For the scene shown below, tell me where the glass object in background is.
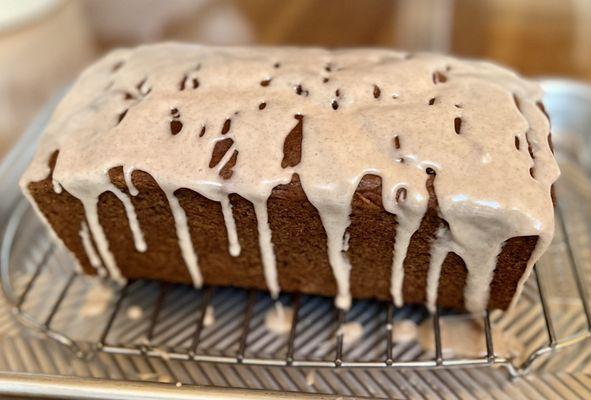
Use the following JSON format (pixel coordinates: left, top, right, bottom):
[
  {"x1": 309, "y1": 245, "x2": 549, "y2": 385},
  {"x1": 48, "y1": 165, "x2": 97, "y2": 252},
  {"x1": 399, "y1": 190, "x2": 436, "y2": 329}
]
[
  {"x1": 0, "y1": 0, "x2": 96, "y2": 158},
  {"x1": 84, "y1": 0, "x2": 255, "y2": 48},
  {"x1": 451, "y1": 0, "x2": 591, "y2": 79}
]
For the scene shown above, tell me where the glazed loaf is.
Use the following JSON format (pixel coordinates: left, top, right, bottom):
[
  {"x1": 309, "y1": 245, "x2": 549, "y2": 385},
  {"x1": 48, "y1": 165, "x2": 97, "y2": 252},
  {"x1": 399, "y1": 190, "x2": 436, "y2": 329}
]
[{"x1": 21, "y1": 44, "x2": 559, "y2": 312}]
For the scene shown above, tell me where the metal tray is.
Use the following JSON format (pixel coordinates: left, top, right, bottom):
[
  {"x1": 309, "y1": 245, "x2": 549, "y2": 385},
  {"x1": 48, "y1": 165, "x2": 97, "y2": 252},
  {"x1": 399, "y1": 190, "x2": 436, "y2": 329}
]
[{"x1": 0, "y1": 80, "x2": 591, "y2": 399}]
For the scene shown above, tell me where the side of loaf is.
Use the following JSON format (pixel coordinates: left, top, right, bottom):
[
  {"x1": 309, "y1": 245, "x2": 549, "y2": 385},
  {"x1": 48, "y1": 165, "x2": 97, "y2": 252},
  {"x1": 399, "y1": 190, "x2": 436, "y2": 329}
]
[{"x1": 21, "y1": 44, "x2": 560, "y2": 312}]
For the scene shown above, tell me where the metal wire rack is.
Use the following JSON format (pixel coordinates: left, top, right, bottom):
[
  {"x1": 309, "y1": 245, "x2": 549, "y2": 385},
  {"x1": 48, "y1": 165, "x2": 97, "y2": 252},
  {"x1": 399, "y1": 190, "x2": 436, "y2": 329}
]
[{"x1": 1, "y1": 198, "x2": 590, "y2": 379}]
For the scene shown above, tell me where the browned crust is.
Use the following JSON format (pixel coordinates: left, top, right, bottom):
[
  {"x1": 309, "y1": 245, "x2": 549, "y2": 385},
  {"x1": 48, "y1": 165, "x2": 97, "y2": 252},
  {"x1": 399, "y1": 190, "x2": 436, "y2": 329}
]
[{"x1": 27, "y1": 149, "x2": 541, "y2": 311}]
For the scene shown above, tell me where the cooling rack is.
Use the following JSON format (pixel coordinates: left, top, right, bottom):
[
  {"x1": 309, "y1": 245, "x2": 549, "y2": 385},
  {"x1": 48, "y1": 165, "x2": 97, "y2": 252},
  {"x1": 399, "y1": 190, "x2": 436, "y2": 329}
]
[
  {"x1": 2, "y1": 193, "x2": 590, "y2": 381},
  {"x1": 1, "y1": 79, "x2": 591, "y2": 399}
]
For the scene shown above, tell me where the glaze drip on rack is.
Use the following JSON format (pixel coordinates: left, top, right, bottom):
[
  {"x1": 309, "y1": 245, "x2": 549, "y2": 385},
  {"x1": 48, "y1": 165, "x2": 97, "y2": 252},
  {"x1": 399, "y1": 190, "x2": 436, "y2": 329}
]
[{"x1": 20, "y1": 44, "x2": 559, "y2": 312}]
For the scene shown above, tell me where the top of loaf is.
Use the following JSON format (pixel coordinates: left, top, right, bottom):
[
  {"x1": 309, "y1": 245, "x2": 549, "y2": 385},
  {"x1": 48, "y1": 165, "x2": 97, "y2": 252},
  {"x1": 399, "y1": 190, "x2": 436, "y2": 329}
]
[{"x1": 21, "y1": 43, "x2": 560, "y2": 311}]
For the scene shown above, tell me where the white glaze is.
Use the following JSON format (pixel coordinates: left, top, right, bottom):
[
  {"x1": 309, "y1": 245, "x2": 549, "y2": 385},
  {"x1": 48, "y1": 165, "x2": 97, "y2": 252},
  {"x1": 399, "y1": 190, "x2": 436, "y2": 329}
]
[
  {"x1": 309, "y1": 197, "x2": 353, "y2": 309},
  {"x1": 305, "y1": 370, "x2": 316, "y2": 387},
  {"x1": 203, "y1": 305, "x2": 216, "y2": 327},
  {"x1": 82, "y1": 197, "x2": 124, "y2": 283},
  {"x1": 52, "y1": 179, "x2": 62, "y2": 194},
  {"x1": 165, "y1": 189, "x2": 202, "y2": 287},
  {"x1": 20, "y1": 44, "x2": 560, "y2": 312},
  {"x1": 391, "y1": 319, "x2": 419, "y2": 343},
  {"x1": 123, "y1": 166, "x2": 139, "y2": 196},
  {"x1": 126, "y1": 305, "x2": 143, "y2": 320},
  {"x1": 336, "y1": 321, "x2": 364, "y2": 345},
  {"x1": 426, "y1": 227, "x2": 451, "y2": 312},
  {"x1": 342, "y1": 232, "x2": 350, "y2": 252},
  {"x1": 108, "y1": 183, "x2": 147, "y2": 252},
  {"x1": 79, "y1": 221, "x2": 104, "y2": 274},
  {"x1": 391, "y1": 212, "x2": 423, "y2": 307},
  {"x1": 418, "y1": 315, "x2": 523, "y2": 359},
  {"x1": 221, "y1": 195, "x2": 241, "y2": 257},
  {"x1": 79, "y1": 282, "x2": 113, "y2": 316},
  {"x1": 264, "y1": 302, "x2": 293, "y2": 334},
  {"x1": 254, "y1": 201, "x2": 280, "y2": 298}
]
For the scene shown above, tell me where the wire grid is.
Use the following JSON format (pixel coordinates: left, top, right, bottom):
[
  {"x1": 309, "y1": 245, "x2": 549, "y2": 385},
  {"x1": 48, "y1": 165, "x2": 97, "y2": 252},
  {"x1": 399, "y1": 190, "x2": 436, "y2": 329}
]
[{"x1": 1, "y1": 199, "x2": 590, "y2": 379}]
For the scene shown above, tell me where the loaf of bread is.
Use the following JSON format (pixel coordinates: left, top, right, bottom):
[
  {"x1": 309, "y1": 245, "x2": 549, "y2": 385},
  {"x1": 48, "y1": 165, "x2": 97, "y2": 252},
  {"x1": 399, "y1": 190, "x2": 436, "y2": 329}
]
[{"x1": 21, "y1": 44, "x2": 559, "y2": 312}]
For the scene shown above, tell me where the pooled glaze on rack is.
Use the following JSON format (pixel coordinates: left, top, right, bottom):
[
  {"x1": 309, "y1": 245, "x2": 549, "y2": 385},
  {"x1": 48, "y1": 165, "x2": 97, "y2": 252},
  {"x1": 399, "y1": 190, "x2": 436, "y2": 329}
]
[
  {"x1": 337, "y1": 321, "x2": 364, "y2": 345},
  {"x1": 21, "y1": 43, "x2": 559, "y2": 312},
  {"x1": 264, "y1": 303, "x2": 293, "y2": 334},
  {"x1": 417, "y1": 315, "x2": 524, "y2": 359}
]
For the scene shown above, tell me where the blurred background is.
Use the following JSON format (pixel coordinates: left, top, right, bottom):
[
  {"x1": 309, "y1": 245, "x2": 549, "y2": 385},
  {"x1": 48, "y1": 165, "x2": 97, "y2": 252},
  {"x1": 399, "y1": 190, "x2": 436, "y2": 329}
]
[{"x1": 1, "y1": 0, "x2": 590, "y2": 159}]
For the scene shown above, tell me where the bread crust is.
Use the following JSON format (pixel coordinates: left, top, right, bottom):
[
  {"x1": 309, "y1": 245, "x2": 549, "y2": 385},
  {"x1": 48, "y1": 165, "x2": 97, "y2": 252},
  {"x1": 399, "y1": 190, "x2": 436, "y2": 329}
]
[{"x1": 28, "y1": 151, "x2": 538, "y2": 310}]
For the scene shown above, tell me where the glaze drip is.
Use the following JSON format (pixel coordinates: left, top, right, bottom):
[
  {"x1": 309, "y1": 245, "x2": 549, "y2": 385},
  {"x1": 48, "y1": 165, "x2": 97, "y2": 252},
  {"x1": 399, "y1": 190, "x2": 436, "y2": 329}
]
[
  {"x1": 108, "y1": 183, "x2": 146, "y2": 252},
  {"x1": 221, "y1": 195, "x2": 241, "y2": 257},
  {"x1": 426, "y1": 227, "x2": 452, "y2": 312},
  {"x1": 81, "y1": 197, "x2": 124, "y2": 283},
  {"x1": 165, "y1": 189, "x2": 202, "y2": 287},
  {"x1": 21, "y1": 44, "x2": 560, "y2": 312},
  {"x1": 79, "y1": 221, "x2": 104, "y2": 275},
  {"x1": 123, "y1": 166, "x2": 139, "y2": 196},
  {"x1": 254, "y1": 200, "x2": 280, "y2": 298}
]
